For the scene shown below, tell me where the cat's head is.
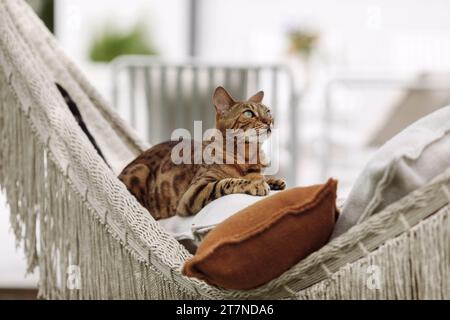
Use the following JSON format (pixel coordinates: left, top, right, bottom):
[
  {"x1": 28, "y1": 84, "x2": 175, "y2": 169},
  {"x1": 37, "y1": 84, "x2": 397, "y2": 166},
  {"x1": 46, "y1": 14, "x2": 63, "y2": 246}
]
[{"x1": 212, "y1": 86, "x2": 273, "y2": 142}]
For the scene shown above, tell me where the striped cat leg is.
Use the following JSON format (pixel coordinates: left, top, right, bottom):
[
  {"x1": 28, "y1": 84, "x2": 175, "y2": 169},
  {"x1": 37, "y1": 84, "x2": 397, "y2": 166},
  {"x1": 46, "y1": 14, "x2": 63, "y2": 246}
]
[{"x1": 176, "y1": 178, "x2": 270, "y2": 216}]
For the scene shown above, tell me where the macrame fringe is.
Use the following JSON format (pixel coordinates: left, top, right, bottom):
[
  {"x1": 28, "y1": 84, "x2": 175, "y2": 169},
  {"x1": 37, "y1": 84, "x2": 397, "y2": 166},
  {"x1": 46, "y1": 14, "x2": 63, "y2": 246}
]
[
  {"x1": 294, "y1": 204, "x2": 449, "y2": 300},
  {"x1": 0, "y1": 72, "x2": 195, "y2": 300}
]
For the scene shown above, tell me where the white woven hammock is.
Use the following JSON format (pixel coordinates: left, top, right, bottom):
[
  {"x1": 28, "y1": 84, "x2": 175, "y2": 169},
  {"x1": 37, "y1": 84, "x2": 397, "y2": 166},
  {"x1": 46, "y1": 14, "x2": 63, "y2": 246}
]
[{"x1": 0, "y1": 0, "x2": 449, "y2": 300}]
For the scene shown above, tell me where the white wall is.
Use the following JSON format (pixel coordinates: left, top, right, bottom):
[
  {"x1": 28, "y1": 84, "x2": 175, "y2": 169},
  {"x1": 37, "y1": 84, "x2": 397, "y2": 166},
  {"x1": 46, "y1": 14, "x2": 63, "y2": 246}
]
[{"x1": 197, "y1": 0, "x2": 450, "y2": 73}]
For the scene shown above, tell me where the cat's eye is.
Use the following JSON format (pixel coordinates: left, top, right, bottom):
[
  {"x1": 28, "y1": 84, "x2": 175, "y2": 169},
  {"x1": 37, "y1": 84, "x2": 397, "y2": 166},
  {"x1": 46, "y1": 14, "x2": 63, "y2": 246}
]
[{"x1": 243, "y1": 110, "x2": 255, "y2": 118}]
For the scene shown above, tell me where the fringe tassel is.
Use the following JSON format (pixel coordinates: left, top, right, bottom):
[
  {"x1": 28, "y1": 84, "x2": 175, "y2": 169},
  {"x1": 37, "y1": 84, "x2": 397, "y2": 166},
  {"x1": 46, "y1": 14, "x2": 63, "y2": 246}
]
[
  {"x1": 0, "y1": 71, "x2": 196, "y2": 300},
  {"x1": 295, "y1": 205, "x2": 449, "y2": 300}
]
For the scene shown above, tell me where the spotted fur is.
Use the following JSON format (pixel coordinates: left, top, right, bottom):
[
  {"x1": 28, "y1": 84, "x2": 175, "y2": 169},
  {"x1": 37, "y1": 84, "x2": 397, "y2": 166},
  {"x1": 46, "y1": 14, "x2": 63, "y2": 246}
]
[{"x1": 119, "y1": 87, "x2": 286, "y2": 219}]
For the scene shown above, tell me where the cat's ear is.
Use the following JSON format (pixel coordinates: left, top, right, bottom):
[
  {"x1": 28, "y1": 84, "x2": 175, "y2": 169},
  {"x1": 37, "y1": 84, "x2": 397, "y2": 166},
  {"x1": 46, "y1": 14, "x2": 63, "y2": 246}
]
[
  {"x1": 213, "y1": 86, "x2": 235, "y2": 115},
  {"x1": 248, "y1": 90, "x2": 264, "y2": 103}
]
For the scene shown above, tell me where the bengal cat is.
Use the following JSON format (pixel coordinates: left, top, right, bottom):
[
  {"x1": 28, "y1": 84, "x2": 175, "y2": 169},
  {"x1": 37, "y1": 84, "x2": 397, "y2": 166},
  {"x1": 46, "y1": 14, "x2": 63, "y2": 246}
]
[{"x1": 119, "y1": 86, "x2": 286, "y2": 219}]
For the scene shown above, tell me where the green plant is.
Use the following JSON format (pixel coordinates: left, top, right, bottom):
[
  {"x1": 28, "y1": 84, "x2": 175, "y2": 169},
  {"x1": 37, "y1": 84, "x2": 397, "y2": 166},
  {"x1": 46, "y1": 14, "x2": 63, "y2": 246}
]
[
  {"x1": 287, "y1": 28, "x2": 319, "y2": 58},
  {"x1": 88, "y1": 22, "x2": 157, "y2": 63}
]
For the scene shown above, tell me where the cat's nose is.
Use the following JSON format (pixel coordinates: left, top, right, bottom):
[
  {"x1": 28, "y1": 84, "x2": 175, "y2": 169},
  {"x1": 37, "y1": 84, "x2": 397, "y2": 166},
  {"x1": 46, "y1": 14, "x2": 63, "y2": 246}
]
[{"x1": 262, "y1": 118, "x2": 272, "y2": 126}]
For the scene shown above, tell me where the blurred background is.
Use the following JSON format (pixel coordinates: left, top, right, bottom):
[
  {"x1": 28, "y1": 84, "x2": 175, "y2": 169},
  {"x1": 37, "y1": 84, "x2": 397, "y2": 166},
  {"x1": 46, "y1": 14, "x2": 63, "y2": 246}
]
[{"x1": 2, "y1": 0, "x2": 450, "y2": 297}]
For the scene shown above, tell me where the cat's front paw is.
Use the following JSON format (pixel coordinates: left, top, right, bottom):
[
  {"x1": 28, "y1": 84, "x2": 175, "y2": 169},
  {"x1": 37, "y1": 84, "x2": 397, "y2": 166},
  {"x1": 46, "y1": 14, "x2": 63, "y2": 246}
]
[
  {"x1": 266, "y1": 178, "x2": 286, "y2": 190},
  {"x1": 245, "y1": 180, "x2": 270, "y2": 196}
]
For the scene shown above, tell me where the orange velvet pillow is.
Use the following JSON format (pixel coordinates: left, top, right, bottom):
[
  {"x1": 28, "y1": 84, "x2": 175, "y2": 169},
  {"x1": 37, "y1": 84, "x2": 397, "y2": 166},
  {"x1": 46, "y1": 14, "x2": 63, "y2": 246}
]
[{"x1": 182, "y1": 179, "x2": 339, "y2": 290}]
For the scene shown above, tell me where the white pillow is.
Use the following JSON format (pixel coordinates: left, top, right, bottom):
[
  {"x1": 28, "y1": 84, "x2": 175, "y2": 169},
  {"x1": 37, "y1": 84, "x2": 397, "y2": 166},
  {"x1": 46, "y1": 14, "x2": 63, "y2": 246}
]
[
  {"x1": 332, "y1": 105, "x2": 450, "y2": 238},
  {"x1": 157, "y1": 215, "x2": 195, "y2": 240},
  {"x1": 158, "y1": 191, "x2": 279, "y2": 244},
  {"x1": 191, "y1": 191, "x2": 280, "y2": 241}
]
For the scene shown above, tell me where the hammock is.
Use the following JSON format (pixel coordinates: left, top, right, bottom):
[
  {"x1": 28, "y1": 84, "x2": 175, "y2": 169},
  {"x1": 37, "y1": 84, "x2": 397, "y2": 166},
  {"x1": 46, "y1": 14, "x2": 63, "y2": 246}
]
[{"x1": 0, "y1": 0, "x2": 448, "y2": 300}]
